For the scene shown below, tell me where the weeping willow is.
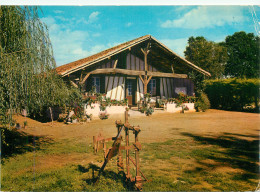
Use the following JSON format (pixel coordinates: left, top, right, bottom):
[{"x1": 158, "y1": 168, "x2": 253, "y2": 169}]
[{"x1": 0, "y1": 6, "x2": 75, "y2": 126}]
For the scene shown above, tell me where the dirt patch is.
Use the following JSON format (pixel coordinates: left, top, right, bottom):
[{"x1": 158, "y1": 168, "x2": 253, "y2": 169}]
[
  {"x1": 12, "y1": 109, "x2": 259, "y2": 146},
  {"x1": 200, "y1": 159, "x2": 243, "y2": 173}
]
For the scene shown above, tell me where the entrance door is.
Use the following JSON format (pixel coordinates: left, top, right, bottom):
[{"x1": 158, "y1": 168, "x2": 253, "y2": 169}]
[{"x1": 126, "y1": 78, "x2": 136, "y2": 106}]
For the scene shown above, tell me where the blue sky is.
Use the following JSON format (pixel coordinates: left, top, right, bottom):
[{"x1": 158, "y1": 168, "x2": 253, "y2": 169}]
[{"x1": 39, "y1": 6, "x2": 260, "y2": 66}]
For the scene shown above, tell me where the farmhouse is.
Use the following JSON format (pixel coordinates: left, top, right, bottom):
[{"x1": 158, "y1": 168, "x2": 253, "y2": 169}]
[{"x1": 56, "y1": 35, "x2": 210, "y2": 106}]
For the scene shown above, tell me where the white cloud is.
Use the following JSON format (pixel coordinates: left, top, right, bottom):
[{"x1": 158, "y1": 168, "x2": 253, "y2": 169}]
[
  {"x1": 161, "y1": 6, "x2": 247, "y2": 29},
  {"x1": 89, "y1": 11, "x2": 100, "y2": 23},
  {"x1": 92, "y1": 33, "x2": 101, "y2": 37},
  {"x1": 55, "y1": 15, "x2": 70, "y2": 22},
  {"x1": 77, "y1": 11, "x2": 100, "y2": 25},
  {"x1": 160, "y1": 38, "x2": 188, "y2": 57},
  {"x1": 125, "y1": 22, "x2": 133, "y2": 27},
  {"x1": 41, "y1": 16, "x2": 91, "y2": 65},
  {"x1": 54, "y1": 10, "x2": 64, "y2": 14},
  {"x1": 41, "y1": 17, "x2": 56, "y2": 26},
  {"x1": 41, "y1": 15, "x2": 115, "y2": 66}
]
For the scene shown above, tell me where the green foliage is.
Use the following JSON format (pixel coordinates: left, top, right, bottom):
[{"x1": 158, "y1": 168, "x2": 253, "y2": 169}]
[
  {"x1": 99, "y1": 112, "x2": 109, "y2": 120},
  {"x1": 185, "y1": 36, "x2": 228, "y2": 79},
  {"x1": 145, "y1": 107, "x2": 154, "y2": 116},
  {"x1": 0, "y1": 6, "x2": 83, "y2": 149},
  {"x1": 0, "y1": 6, "x2": 79, "y2": 124},
  {"x1": 194, "y1": 92, "x2": 210, "y2": 112},
  {"x1": 204, "y1": 78, "x2": 259, "y2": 111},
  {"x1": 99, "y1": 103, "x2": 107, "y2": 111},
  {"x1": 188, "y1": 71, "x2": 206, "y2": 94},
  {"x1": 139, "y1": 93, "x2": 154, "y2": 116},
  {"x1": 224, "y1": 31, "x2": 259, "y2": 78},
  {"x1": 168, "y1": 93, "x2": 197, "y2": 107}
]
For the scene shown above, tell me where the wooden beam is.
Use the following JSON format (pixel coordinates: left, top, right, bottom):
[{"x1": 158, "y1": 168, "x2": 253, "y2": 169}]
[
  {"x1": 80, "y1": 73, "x2": 91, "y2": 85},
  {"x1": 91, "y1": 68, "x2": 141, "y2": 76},
  {"x1": 147, "y1": 75, "x2": 153, "y2": 84},
  {"x1": 141, "y1": 48, "x2": 145, "y2": 55},
  {"x1": 141, "y1": 48, "x2": 150, "y2": 56},
  {"x1": 147, "y1": 71, "x2": 187, "y2": 78},
  {"x1": 88, "y1": 68, "x2": 187, "y2": 78},
  {"x1": 139, "y1": 75, "x2": 144, "y2": 84},
  {"x1": 171, "y1": 64, "x2": 174, "y2": 74},
  {"x1": 70, "y1": 80, "x2": 78, "y2": 88},
  {"x1": 80, "y1": 72, "x2": 83, "y2": 82},
  {"x1": 113, "y1": 59, "x2": 118, "y2": 69}
]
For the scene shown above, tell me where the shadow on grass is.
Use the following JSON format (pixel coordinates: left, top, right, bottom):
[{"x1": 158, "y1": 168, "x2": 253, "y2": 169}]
[
  {"x1": 78, "y1": 164, "x2": 135, "y2": 191},
  {"x1": 1, "y1": 127, "x2": 53, "y2": 159},
  {"x1": 181, "y1": 132, "x2": 259, "y2": 179}
]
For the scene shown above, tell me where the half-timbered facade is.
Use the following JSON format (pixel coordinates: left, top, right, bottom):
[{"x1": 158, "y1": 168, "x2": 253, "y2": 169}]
[{"x1": 56, "y1": 35, "x2": 210, "y2": 106}]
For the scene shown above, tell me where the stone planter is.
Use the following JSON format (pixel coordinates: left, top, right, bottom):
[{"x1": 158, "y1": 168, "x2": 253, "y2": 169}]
[
  {"x1": 72, "y1": 119, "x2": 77, "y2": 123},
  {"x1": 84, "y1": 103, "x2": 127, "y2": 117}
]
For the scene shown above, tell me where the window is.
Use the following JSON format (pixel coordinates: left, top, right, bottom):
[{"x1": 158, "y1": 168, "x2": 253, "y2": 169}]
[
  {"x1": 148, "y1": 79, "x2": 156, "y2": 96},
  {"x1": 92, "y1": 77, "x2": 100, "y2": 93},
  {"x1": 127, "y1": 81, "x2": 132, "y2": 96}
]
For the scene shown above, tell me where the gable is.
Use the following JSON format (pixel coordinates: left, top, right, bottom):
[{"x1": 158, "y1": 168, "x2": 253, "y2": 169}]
[{"x1": 56, "y1": 35, "x2": 211, "y2": 77}]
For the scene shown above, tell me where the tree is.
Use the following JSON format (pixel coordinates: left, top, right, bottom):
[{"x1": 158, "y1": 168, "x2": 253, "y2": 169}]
[
  {"x1": 224, "y1": 31, "x2": 259, "y2": 78},
  {"x1": 184, "y1": 36, "x2": 228, "y2": 94},
  {"x1": 184, "y1": 36, "x2": 228, "y2": 79},
  {"x1": 0, "y1": 6, "x2": 77, "y2": 126}
]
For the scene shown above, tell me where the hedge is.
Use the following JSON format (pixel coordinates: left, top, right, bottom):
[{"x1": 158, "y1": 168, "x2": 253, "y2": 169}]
[{"x1": 204, "y1": 78, "x2": 260, "y2": 111}]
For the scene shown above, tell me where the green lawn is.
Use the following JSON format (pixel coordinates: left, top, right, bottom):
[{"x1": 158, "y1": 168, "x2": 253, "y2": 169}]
[{"x1": 1, "y1": 110, "x2": 259, "y2": 191}]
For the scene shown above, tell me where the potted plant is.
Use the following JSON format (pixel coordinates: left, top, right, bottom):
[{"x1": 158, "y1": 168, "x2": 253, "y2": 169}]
[
  {"x1": 71, "y1": 114, "x2": 78, "y2": 123},
  {"x1": 86, "y1": 113, "x2": 92, "y2": 122},
  {"x1": 99, "y1": 103, "x2": 107, "y2": 111},
  {"x1": 145, "y1": 107, "x2": 154, "y2": 116},
  {"x1": 99, "y1": 111, "x2": 109, "y2": 120},
  {"x1": 181, "y1": 105, "x2": 189, "y2": 113}
]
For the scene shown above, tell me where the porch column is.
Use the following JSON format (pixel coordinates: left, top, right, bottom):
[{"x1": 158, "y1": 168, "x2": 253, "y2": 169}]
[{"x1": 141, "y1": 45, "x2": 150, "y2": 94}]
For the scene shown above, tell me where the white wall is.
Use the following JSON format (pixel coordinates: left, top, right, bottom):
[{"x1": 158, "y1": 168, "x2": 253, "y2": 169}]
[
  {"x1": 105, "y1": 76, "x2": 125, "y2": 100},
  {"x1": 137, "y1": 77, "x2": 144, "y2": 102},
  {"x1": 93, "y1": 54, "x2": 194, "y2": 101},
  {"x1": 84, "y1": 103, "x2": 127, "y2": 117}
]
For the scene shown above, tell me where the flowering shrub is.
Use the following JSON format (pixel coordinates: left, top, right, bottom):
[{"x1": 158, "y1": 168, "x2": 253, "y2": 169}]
[
  {"x1": 71, "y1": 114, "x2": 77, "y2": 120},
  {"x1": 167, "y1": 93, "x2": 197, "y2": 107},
  {"x1": 84, "y1": 94, "x2": 128, "y2": 110},
  {"x1": 139, "y1": 93, "x2": 154, "y2": 116}
]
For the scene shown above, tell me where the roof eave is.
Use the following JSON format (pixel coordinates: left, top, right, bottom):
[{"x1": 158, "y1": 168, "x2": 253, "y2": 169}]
[
  {"x1": 59, "y1": 35, "x2": 151, "y2": 77},
  {"x1": 57, "y1": 34, "x2": 211, "y2": 77},
  {"x1": 150, "y1": 36, "x2": 211, "y2": 77}
]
